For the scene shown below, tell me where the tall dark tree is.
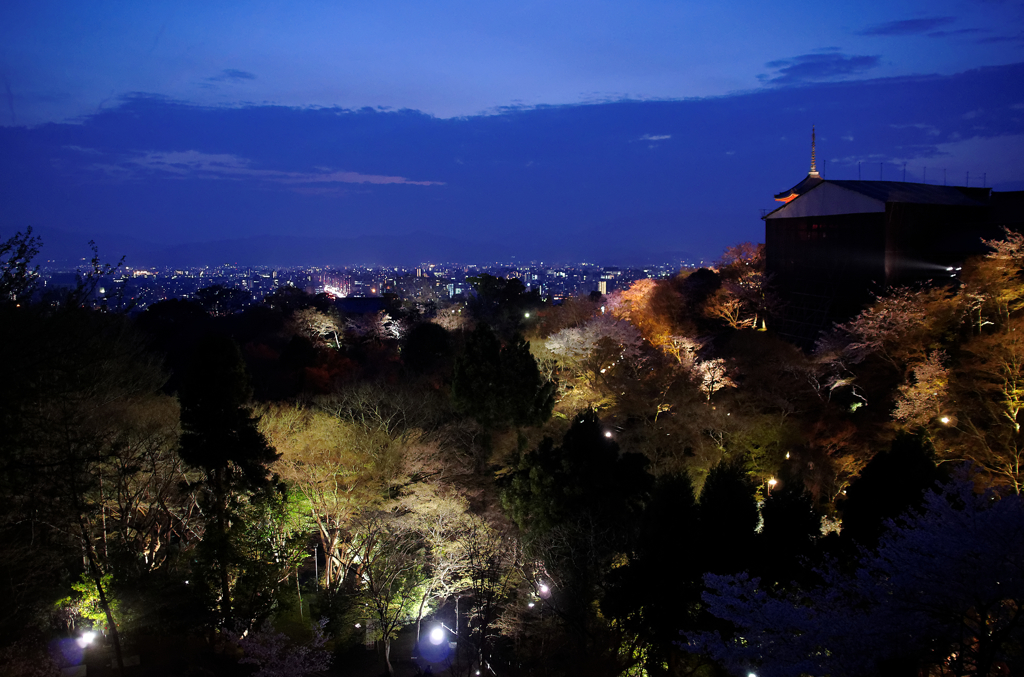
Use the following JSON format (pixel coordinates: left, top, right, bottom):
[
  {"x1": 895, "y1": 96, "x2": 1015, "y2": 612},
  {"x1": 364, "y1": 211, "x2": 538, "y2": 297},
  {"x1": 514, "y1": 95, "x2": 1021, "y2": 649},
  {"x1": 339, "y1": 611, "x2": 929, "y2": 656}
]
[
  {"x1": 466, "y1": 274, "x2": 542, "y2": 338},
  {"x1": 840, "y1": 430, "x2": 941, "y2": 549},
  {"x1": 756, "y1": 473, "x2": 821, "y2": 587},
  {"x1": 698, "y1": 462, "x2": 759, "y2": 575},
  {"x1": 603, "y1": 472, "x2": 705, "y2": 676},
  {"x1": 452, "y1": 325, "x2": 554, "y2": 467},
  {"x1": 178, "y1": 334, "x2": 279, "y2": 625},
  {"x1": 502, "y1": 410, "x2": 652, "y2": 662}
]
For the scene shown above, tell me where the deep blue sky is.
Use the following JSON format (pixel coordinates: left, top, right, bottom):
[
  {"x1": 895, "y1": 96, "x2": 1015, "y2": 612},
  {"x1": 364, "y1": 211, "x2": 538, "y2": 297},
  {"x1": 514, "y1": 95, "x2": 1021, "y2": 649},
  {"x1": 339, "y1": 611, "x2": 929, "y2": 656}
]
[{"x1": 2, "y1": 1, "x2": 1023, "y2": 265}]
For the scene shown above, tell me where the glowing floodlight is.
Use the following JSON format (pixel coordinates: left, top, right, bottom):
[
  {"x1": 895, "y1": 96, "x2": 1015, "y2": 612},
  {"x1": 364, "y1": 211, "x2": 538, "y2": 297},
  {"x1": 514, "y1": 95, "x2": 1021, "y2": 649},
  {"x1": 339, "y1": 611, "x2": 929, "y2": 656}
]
[
  {"x1": 940, "y1": 416, "x2": 951, "y2": 424},
  {"x1": 76, "y1": 630, "x2": 97, "y2": 648},
  {"x1": 429, "y1": 626, "x2": 445, "y2": 645}
]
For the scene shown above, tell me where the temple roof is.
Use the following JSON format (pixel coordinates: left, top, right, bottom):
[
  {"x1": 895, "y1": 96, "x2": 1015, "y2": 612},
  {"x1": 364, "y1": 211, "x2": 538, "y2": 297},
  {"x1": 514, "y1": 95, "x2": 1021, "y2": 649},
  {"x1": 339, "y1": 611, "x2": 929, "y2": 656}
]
[
  {"x1": 764, "y1": 180, "x2": 995, "y2": 220},
  {"x1": 825, "y1": 181, "x2": 990, "y2": 206},
  {"x1": 773, "y1": 173, "x2": 824, "y2": 203}
]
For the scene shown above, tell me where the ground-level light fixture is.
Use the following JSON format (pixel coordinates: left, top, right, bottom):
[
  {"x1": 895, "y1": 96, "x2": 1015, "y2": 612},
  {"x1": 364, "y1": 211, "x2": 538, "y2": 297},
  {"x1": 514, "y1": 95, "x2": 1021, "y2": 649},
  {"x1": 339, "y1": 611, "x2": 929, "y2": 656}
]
[{"x1": 76, "y1": 630, "x2": 97, "y2": 648}]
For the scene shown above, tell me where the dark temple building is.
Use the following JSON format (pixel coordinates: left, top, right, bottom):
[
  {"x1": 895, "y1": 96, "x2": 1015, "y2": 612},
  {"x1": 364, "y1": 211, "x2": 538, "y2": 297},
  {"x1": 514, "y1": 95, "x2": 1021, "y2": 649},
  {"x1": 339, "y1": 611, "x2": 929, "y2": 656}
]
[{"x1": 764, "y1": 129, "x2": 1024, "y2": 346}]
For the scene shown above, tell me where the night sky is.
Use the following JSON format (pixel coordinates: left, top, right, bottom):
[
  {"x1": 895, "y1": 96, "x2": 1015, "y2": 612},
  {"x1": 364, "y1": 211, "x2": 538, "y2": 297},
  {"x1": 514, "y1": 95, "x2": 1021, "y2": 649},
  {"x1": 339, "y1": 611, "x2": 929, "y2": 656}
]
[{"x1": 2, "y1": 1, "x2": 1023, "y2": 266}]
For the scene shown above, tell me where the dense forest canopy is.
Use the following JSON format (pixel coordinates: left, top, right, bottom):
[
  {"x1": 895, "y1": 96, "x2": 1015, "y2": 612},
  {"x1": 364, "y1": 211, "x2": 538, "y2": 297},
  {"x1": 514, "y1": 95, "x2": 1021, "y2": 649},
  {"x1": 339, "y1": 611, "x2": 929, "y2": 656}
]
[{"x1": 1, "y1": 226, "x2": 1022, "y2": 676}]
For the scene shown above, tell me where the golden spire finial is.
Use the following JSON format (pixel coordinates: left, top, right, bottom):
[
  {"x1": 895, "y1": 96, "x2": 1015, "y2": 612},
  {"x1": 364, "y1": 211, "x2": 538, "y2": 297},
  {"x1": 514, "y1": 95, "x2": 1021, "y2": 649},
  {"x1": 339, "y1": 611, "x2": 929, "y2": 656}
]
[{"x1": 809, "y1": 126, "x2": 820, "y2": 177}]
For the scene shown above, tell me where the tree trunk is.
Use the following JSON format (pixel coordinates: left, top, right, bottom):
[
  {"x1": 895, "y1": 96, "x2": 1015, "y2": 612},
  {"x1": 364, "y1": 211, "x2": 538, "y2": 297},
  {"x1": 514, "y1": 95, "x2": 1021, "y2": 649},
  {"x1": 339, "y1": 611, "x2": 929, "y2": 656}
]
[
  {"x1": 414, "y1": 581, "x2": 435, "y2": 643},
  {"x1": 79, "y1": 516, "x2": 125, "y2": 677},
  {"x1": 215, "y1": 467, "x2": 232, "y2": 626},
  {"x1": 384, "y1": 637, "x2": 394, "y2": 676}
]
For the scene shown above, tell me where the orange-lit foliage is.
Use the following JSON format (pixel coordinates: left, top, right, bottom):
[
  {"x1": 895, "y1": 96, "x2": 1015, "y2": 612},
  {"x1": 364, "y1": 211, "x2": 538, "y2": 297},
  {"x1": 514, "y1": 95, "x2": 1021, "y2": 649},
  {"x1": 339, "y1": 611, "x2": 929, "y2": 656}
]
[{"x1": 607, "y1": 278, "x2": 684, "y2": 356}]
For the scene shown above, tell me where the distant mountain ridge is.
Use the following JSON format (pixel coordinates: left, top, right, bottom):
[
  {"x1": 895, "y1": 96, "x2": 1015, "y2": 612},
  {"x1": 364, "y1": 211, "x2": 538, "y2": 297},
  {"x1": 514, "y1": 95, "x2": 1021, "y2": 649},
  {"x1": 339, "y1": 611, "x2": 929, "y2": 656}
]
[{"x1": 26, "y1": 225, "x2": 696, "y2": 268}]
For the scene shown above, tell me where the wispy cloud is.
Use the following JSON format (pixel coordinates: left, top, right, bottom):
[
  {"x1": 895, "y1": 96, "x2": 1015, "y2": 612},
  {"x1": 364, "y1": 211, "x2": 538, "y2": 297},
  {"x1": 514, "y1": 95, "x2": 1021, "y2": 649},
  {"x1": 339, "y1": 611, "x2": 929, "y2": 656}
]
[
  {"x1": 760, "y1": 53, "x2": 880, "y2": 85},
  {"x1": 206, "y1": 69, "x2": 257, "y2": 82},
  {"x1": 890, "y1": 123, "x2": 942, "y2": 136},
  {"x1": 975, "y1": 32, "x2": 1024, "y2": 45},
  {"x1": 89, "y1": 150, "x2": 444, "y2": 187},
  {"x1": 927, "y1": 28, "x2": 985, "y2": 38},
  {"x1": 62, "y1": 145, "x2": 102, "y2": 154},
  {"x1": 858, "y1": 17, "x2": 955, "y2": 36},
  {"x1": 639, "y1": 134, "x2": 671, "y2": 141}
]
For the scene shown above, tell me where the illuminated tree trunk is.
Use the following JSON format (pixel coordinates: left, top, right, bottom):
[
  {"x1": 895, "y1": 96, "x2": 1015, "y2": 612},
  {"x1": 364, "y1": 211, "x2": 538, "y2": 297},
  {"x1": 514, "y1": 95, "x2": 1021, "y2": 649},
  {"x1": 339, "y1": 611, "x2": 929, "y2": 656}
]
[{"x1": 79, "y1": 515, "x2": 125, "y2": 676}]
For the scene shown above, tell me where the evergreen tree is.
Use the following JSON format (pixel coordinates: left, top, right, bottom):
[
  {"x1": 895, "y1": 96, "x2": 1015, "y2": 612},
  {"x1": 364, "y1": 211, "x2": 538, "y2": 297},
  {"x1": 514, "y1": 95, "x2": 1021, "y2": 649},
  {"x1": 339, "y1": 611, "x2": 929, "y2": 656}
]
[
  {"x1": 603, "y1": 472, "x2": 704, "y2": 676},
  {"x1": 452, "y1": 325, "x2": 554, "y2": 468},
  {"x1": 178, "y1": 334, "x2": 279, "y2": 625},
  {"x1": 501, "y1": 411, "x2": 652, "y2": 648}
]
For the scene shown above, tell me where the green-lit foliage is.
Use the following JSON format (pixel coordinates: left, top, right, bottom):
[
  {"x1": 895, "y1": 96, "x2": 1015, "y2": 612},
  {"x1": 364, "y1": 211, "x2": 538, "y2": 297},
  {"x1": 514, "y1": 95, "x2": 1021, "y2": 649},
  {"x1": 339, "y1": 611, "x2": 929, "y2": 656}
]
[{"x1": 57, "y1": 573, "x2": 120, "y2": 628}]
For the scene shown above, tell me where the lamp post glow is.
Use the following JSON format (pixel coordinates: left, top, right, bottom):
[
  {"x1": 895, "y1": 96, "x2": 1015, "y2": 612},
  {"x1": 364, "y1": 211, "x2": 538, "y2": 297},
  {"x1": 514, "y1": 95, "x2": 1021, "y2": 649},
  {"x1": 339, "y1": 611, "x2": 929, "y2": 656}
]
[
  {"x1": 767, "y1": 478, "x2": 777, "y2": 495},
  {"x1": 429, "y1": 626, "x2": 445, "y2": 646}
]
